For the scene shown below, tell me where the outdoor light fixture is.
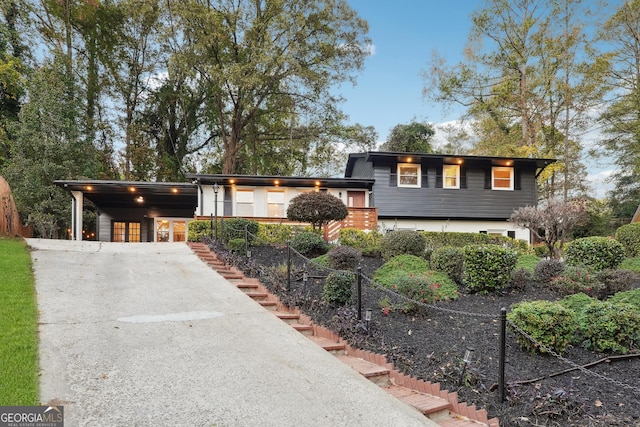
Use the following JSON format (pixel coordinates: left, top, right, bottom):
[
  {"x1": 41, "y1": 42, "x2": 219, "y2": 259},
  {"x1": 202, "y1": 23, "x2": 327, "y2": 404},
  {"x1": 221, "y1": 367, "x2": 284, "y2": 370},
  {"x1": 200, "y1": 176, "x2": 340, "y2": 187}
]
[
  {"x1": 364, "y1": 309, "x2": 372, "y2": 330},
  {"x1": 459, "y1": 347, "x2": 475, "y2": 386},
  {"x1": 136, "y1": 196, "x2": 144, "y2": 203}
]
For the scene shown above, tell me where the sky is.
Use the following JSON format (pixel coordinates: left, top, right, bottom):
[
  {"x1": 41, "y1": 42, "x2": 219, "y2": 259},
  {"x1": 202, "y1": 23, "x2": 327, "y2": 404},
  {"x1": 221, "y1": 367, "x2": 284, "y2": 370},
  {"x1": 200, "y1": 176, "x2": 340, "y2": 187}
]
[{"x1": 335, "y1": 0, "x2": 615, "y2": 198}]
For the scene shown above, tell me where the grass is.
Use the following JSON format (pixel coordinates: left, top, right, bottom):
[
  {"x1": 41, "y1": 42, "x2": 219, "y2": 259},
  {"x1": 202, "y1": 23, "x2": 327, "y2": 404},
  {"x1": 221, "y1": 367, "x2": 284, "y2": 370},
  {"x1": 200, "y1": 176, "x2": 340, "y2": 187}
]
[
  {"x1": 619, "y1": 256, "x2": 640, "y2": 272},
  {"x1": 0, "y1": 237, "x2": 38, "y2": 405},
  {"x1": 516, "y1": 254, "x2": 541, "y2": 272}
]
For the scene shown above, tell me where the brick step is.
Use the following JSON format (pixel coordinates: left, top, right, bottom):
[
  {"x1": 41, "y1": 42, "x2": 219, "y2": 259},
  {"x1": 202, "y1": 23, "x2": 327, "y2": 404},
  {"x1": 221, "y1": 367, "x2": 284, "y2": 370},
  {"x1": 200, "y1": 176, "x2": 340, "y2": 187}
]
[
  {"x1": 245, "y1": 292, "x2": 269, "y2": 301},
  {"x1": 274, "y1": 312, "x2": 301, "y2": 324},
  {"x1": 237, "y1": 283, "x2": 260, "y2": 293},
  {"x1": 384, "y1": 385, "x2": 452, "y2": 419},
  {"x1": 292, "y1": 324, "x2": 314, "y2": 336},
  {"x1": 307, "y1": 336, "x2": 346, "y2": 355},
  {"x1": 336, "y1": 354, "x2": 390, "y2": 386},
  {"x1": 437, "y1": 417, "x2": 492, "y2": 427},
  {"x1": 219, "y1": 272, "x2": 244, "y2": 280},
  {"x1": 258, "y1": 300, "x2": 278, "y2": 311}
]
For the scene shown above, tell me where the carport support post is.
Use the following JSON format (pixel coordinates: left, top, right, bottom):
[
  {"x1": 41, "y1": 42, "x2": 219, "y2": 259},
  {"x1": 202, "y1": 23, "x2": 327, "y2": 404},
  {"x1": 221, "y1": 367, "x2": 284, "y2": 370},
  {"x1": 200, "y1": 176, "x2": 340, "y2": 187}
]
[
  {"x1": 70, "y1": 190, "x2": 83, "y2": 241},
  {"x1": 357, "y1": 267, "x2": 362, "y2": 320},
  {"x1": 499, "y1": 307, "x2": 507, "y2": 402}
]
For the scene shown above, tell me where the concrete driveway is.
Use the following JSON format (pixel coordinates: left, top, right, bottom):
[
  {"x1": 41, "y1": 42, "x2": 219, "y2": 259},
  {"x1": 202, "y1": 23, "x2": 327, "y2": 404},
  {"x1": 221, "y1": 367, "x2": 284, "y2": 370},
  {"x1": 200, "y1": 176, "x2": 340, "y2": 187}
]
[{"x1": 30, "y1": 239, "x2": 435, "y2": 426}]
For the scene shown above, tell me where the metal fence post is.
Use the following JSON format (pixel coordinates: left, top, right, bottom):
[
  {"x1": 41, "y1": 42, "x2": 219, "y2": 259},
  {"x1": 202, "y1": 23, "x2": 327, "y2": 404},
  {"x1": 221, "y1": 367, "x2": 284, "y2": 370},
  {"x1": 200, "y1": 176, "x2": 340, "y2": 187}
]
[
  {"x1": 286, "y1": 241, "x2": 291, "y2": 291},
  {"x1": 499, "y1": 307, "x2": 507, "y2": 402},
  {"x1": 357, "y1": 267, "x2": 362, "y2": 320}
]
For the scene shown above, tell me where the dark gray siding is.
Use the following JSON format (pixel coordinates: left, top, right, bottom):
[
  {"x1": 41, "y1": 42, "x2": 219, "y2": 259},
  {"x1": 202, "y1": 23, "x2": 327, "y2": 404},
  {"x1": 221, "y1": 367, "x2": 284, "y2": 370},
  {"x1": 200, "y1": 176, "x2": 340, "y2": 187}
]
[
  {"x1": 348, "y1": 157, "x2": 375, "y2": 179},
  {"x1": 372, "y1": 165, "x2": 537, "y2": 220}
]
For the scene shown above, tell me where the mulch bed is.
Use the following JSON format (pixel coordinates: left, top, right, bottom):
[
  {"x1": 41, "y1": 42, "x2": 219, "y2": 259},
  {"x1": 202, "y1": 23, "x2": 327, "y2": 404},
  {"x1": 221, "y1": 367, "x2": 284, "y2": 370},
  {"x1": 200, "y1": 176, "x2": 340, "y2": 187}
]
[{"x1": 215, "y1": 242, "x2": 640, "y2": 427}]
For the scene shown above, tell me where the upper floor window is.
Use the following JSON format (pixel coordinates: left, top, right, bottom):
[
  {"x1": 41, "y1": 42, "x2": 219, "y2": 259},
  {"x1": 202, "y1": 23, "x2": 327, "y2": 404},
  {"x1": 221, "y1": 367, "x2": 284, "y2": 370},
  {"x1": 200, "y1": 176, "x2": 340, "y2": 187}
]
[
  {"x1": 398, "y1": 163, "x2": 420, "y2": 187},
  {"x1": 492, "y1": 167, "x2": 514, "y2": 190},
  {"x1": 267, "y1": 190, "x2": 285, "y2": 217},
  {"x1": 443, "y1": 165, "x2": 460, "y2": 189},
  {"x1": 236, "y1": 189, "x2": 254, "y2": 216}
]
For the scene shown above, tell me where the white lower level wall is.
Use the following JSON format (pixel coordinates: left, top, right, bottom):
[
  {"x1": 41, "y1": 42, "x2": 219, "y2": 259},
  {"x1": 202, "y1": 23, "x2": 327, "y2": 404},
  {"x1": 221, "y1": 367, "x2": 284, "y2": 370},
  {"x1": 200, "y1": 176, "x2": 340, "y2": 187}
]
[{"x1": 378, "y1": 218, "x2": 531, "y2": 244}]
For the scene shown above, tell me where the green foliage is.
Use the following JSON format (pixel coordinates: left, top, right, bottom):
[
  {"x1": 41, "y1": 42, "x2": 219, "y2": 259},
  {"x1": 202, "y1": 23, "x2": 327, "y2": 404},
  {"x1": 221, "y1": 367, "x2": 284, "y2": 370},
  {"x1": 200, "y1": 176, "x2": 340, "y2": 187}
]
[
  {"x1": 373, "y1": 254, "x2": 431, "y2": 286},
  {"x1": 327, "y1": 245, "x2": 362, "y2": 271},
  {"x1": 596, "y1": 269, "x2": 640, "y2": 298},
  {"x1": 430, "y1": 246, "x2": 464, "y2": 283},
  {"x1": 323, "y1": 271, "x2": 354, "y2": 306},
  {"x1": 311, "y1": 253, "x2": 330, "y2": 268},
  {"x1": 387, "y1": 271, "x2": 458, "y2": 303},
  {"x1": 462, "y1": 244, "x2": 518, "y2": 293},
  {"x1": 0, "y1": 238, "x2": 38, "y2": 404},
  {"x1": 579, "y1": 301, "x2": 640, "y2": 354},
  {"x1": 508, "y1": 300, "x2": 578, "y2": 354},
  {"x1": 421, "y1": 231, "x2": 529, "y2": 254},
  {"x1": 565, "y1": 236, "x2": 625, "y2": 271},
  {"x1": 380, "y1": 230, "x2": 427, "y2": 260},
  {"x1": 290, "y1": 231, "x2": 328, "y2": 256},
  {"x1": 338, "y1": 228, "x2": 382, "y2": 254},
  {"x1": 619, "y1": 257, "x2": 640, "y2": 272},
  {"x1": 221, "y1": 218, "x2": 259, "y2": 244},
  {"x1": 286, "y1": 192, "x2": 348, "y2": 231},
  {"x1": 516, "y1": 254, "x2": 540, "y2": 273},
  {"x1": 256, "y1": 223, "x2": 294, "y2": 245},
  {"x1": 188, "y1": 220, "x2": 215, "y2": 242},
  {"x1": 608, "y1": 289, "x2": 640, "y2": 311},
  {"x1": 379, "y1": 120, "x2": 435, "y2": 153},
  {"x1": 615, "y1": 223, "x2": 640, "y2": 257},
  {"x1": 534, "y1": 258, "x2": 565, "y2": 283},
  {"x1": 548, "y1": 266, "x2": 602, "y2": 297},
  {"x1": 559, "y1": 293, "x2": 596, "y2": 318},
  {"x1": 228, "y1": 238, "x2": 246, "y2": 254},
  {"x1": 510, "y1": 268, "x2": 533, "y2": 291}
]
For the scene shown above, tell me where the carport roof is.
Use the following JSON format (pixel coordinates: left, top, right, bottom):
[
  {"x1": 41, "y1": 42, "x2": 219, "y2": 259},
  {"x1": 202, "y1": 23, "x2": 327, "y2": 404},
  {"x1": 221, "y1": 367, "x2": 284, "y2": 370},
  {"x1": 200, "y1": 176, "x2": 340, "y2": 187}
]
[{"x1": 54, "y1": 180, "x2": 198, "y2": 210}]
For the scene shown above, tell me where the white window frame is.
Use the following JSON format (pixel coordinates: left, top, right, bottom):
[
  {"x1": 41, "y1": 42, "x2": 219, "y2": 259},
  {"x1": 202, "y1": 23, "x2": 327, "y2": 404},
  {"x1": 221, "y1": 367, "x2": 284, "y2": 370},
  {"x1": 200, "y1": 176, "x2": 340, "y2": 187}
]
[
  {"x1": 267, "y1": 190, "x2": 285, "y2": 218},
  {"x1": 397, "y1": 163, "x2": 421, "y2": 188},
  {"x1": 492, "y1": 167, "x2": 514, "y2": 191},
  {"x1": 235, "y1": 189, "x2": 255, "y2": 216},
  {"x1": 443, "y1": 165, "x2": 460, "y2": 189}
]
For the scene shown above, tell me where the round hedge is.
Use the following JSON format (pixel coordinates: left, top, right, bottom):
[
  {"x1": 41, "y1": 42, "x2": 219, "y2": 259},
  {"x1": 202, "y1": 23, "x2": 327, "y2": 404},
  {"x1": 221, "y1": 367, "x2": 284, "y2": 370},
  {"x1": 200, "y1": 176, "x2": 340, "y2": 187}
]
[
  {"x1": 380, "y1": 230, "x2": 426, "y2": 260},
  {"x1": 565, "y1": 236, "x2": 625, "y2": 271},
  {"x1": 462, "y1": 244, "x2": 517, "y2": 293},
  {"x1": 615, "y1": 222, "x2": 640, "y2": 257}
]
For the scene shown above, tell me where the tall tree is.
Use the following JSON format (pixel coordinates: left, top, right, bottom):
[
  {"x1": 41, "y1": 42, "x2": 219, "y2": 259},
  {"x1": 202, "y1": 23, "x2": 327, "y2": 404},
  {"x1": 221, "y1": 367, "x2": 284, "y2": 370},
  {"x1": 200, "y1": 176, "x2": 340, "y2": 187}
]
[
  {"x1": 166, "y1": 0, "x2": 370, "y2": 174},
  {"x1": 379, "y1": 120, "x2": 435, "y2": 153}
]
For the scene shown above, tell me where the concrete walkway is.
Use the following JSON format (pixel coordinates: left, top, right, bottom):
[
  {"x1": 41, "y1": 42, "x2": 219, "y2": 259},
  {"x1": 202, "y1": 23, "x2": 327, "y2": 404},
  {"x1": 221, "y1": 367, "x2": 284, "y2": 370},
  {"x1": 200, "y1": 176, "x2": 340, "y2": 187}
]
[{"x1": 30, "y1": 239, "x2": 436, "y2": 427}]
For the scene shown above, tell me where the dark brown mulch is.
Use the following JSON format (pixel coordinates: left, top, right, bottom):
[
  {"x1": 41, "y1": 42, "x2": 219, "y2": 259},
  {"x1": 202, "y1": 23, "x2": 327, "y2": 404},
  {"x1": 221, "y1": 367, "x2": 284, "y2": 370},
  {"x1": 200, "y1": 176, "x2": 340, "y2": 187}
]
[{"x1": 216, "y1": 243, "x2": 640, "y2": 427}]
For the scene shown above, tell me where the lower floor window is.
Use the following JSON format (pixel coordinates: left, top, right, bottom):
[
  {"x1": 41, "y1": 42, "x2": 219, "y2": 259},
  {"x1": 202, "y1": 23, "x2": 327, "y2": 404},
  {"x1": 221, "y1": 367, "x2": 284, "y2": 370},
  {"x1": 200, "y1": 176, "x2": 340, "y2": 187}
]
[
  {"x1": 156, "y1": 218, "x2": 188, "y2": 242},
  {"x1": 113, "y1": 221, "x2": 141, "y2": 242}
]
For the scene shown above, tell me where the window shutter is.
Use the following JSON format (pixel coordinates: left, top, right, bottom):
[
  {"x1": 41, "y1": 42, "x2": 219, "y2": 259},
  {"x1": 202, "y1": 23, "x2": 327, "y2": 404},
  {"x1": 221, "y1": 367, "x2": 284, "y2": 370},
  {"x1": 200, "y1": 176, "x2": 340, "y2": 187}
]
[
  {"x1": 389, "y1": 172, "x2": 397, "y2": 187},
  {"x1": 435, "y1": 166, "x2": 443, "y2": 188},
  {"x1": 460, "y1": 166, "x2": 467, "y2": 189},
  {"x1": 514, "y1": 169, "x2": 522, "y2": 190},
  {"x1": 421, "y1": 170, "x2": 428, "y2": 188},
  {"x1": 484, "y1": 169, "x2": 491, "y2": 189}
]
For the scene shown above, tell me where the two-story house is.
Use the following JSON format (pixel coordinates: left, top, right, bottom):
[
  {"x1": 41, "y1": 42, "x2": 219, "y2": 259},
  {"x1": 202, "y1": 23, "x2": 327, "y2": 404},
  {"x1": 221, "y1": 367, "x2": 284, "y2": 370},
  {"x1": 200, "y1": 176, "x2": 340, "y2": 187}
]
[{"x1": 54, "y1": 151, "x2": 553, "y2": 243}]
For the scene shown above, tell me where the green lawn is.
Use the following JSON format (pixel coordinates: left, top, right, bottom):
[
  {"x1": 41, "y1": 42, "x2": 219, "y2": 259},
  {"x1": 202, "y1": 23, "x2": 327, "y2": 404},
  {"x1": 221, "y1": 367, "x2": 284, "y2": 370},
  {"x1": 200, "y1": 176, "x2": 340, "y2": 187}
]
[{"x1": 0, "y1": 237, "x2": 38, "y2": 405}]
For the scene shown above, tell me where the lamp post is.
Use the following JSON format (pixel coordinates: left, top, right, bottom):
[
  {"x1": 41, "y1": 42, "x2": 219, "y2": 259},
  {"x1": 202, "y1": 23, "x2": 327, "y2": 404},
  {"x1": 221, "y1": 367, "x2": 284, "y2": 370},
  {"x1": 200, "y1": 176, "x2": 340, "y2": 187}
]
[
  {"x1": 459, "y1": 347, "x2": 475, "y2": 386},
  {"x1": 213, "y1": 182, "x2": 219, "y2": 242},
  {"x1": 364, "y1": 309, "x2": 372, "y2": 331}
]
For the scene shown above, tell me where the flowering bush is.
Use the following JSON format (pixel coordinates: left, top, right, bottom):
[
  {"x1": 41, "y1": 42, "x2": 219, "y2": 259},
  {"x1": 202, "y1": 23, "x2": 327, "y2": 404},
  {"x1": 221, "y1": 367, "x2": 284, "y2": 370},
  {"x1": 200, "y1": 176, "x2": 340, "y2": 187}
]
[{"x1": 548, "y1": 266, "x2": 603, "y2": 297}]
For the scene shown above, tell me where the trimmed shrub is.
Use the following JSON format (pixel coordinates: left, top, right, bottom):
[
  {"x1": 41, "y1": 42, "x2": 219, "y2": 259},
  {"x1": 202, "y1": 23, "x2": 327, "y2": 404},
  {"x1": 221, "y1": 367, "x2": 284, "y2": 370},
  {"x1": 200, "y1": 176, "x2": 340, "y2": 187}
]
[
  {"x1": 548, "y1": 266, "x2": 603, "y2": 297},
  {"x1": 380, "y1": 230, "x2": 427, "y2": 260},
  {"x1": 430, "y1": 246, "x2": 464, "y2": 283},
  {"x1": 323, "y1": 271, "x2": 354, "y2": 306},
  {"x1": 187, "y1": 219, "x2": 215, "y2": 242},
  {"x1": 338, "y1": 228, "x2": 382, "y2": 255},
  {"x1": 221, "y1": 218, "x2": 259, "y2": 244},
  {"x1": 291, "y1": 231, "x2": 328, "y2": 256},
  {"x1": 596, "y1": 269, "x2": 640, "y2": 299},
  {"x1": 564, "y1": 236, "x2": 625, "y2": 271},
  {"x1": 421, "y1": 231, "x2": 530, "y2": 254},
  {"x1": 462, "y1": 244, "x2": 518, "y2": 293},
  {"x1": 228, "y1": 238, "x2": 246, "y2": 254},
  {"x1": 533, "y1": 259, "x2": 565, "y2": 283},
  {"x1": 388, "y1": 271, "x2": 458, "y2": 303},
  {"x1": 327, "y1": 245, "x2": 362, "y2": 271},
  {"x1": 256, "y1": 223, "x2": 294, "y2": 245},
  {"x1": 608, "y1": 288, "x2": 640, "y2": 310},
  {"x1": 615, "y1": 222, "x2": 640, "y2": 257},
  {"x1": 508, "y1": 300, "x2": 578, "y2": 354},
  {"x1": 559, "y1": 292, "x2": 596, "y2": 316},
  {"x1": 373, "y1": 254, "x2": 431, "y2": 286},
  {"x1": 579, "y1": 301, "x2": 640, "y2": 354},
  {"x1": 510, "y1": 268, "x2": 533, "y2": 291}
]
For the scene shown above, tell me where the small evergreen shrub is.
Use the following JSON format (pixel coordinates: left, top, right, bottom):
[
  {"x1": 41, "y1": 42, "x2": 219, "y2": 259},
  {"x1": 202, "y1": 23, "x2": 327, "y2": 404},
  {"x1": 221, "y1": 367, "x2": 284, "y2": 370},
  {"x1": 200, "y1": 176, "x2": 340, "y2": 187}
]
[
  {"x1": 508, "y1": 300, "x2": 577, "y2": 354},
  {"x1": 323, "y1": 271, "x2": 354, "y2": 306},
  {"x1": 565, "y1": 236, "x2": 625, "y2": 271},
  {"x1": 430, "y1": 246, "x2": 465, "y2": 283},
  {"x1": 608, "y1": 288, "x2": 640, "y2": 310},
  {"x1": 462, "y1": 244, "x2": 518, "y2": 293},
  {"x1": 187, "y1": 220, "x2": 214, "y2": 242},
  {"x1": 389, "y1": 271, "x2": 458, "y2": 303},
  {"x1": 615, "y1": 222, "x2": 640, "y2": 257},
  {"x1": 373, "y1": 254, "x2": 431, "y2": 286},
  {"x1": 534, "y1": 259, "x2": 565, "y2": 283},
  {"x1": 327, "y1": 245, "x2": 362, "y2": 271},
  {"x1": 380, "y1": 230, "x2": 427, "y2": 260},
  {"x1": 559, "y1": 292, "x2": 596, "y2": 316},
  {"x1": 256, "y1": 223, "x2": 294, "y2": 245},
  {"x1": 338, "y1": 228, "x2": 382, "y2": 254},
  {"x1": 510, "y1": 268, "x2": 533, "y2": 291},
  {"x1": 580, "y1": 301, "x2": 640, "y2": 354},
  {"x1": 221, "y1": 218, "x2": 259, "y2": 244},
  {"x1": 291, "y1": 231, "x2": 328, "y2": 256},
  {"x1": 421, "y1": 231, "x2": 530, "y2": 253},
  {"x1": 596, "y1": 269, "x2": 640, "y2": 299},
  {"x1": 228, "y1": 238, "x2": 246, "y2": 254},
  {"x1": 548, "y1": 266, "x2": 603, "y2": 297},
  {"x1": 533, "y1": 244, "x2": 550, "y2": 258}
]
